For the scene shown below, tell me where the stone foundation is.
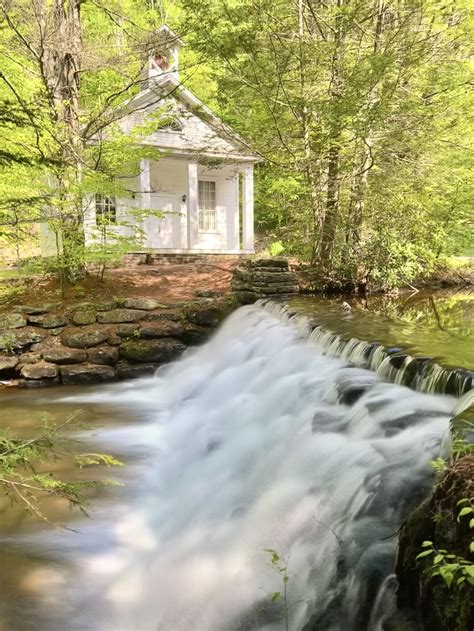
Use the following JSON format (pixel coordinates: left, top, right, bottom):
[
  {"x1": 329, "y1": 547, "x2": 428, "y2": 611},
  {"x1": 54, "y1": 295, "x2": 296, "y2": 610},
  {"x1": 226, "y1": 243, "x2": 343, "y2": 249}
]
[
  {"x1": 231, "y1": 258, "x2": 300, "y2": 303},
  {"x1": 0, "y1": 298, "x2": 233, "y2": 388}
]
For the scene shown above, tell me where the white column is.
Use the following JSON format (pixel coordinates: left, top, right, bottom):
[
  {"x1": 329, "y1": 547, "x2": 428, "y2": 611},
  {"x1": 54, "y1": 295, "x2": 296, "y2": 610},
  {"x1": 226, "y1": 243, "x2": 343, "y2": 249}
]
[
  {"x1": 227, "y1": 171, "x2": 240, "y2": 251},
  {"x1": 187, "y1": 161, "x2": 198, "y2": 249},
  {"x1": 242, "y1": 164, "x2": 254, "y2": 252},
  {"x1": 140, "y1": 159, "x2": 151, "y2": 247}
]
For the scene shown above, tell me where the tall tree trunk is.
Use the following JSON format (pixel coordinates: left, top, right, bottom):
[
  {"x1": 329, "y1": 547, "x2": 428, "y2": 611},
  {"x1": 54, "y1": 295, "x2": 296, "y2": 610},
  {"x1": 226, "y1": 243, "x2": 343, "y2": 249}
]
[
  {"x1": 347, "y1": 0, "x2": 385, "y2": 248},
  {"x1": 38, "y1": 0, "x2": 84, "y2": 283},
  {"x1": 317, "y1": 0, "x2": 344, "y2": 269}
]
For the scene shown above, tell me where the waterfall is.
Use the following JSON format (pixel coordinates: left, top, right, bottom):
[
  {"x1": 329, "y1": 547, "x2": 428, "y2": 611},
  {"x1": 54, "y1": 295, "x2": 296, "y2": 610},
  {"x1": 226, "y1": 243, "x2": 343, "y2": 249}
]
[
  {"x1": 6, "y1": 303, "x2": 472, "y2": 631},
  {"x1": 259, "y1": 299, "x2": 473, "y2": 396}
]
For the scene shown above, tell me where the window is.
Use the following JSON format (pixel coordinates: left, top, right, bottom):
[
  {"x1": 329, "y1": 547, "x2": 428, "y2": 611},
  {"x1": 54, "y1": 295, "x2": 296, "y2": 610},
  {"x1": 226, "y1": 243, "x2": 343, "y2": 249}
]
[
  {"x1": 95, "y1": 194, "x2": 116, "y2": 225},
  {"x1": 198, "y1": 180, "x2": 217, "y2": 231},
  {"x1": 158, "y1": 118, "x2": 182, "y2": 132}
]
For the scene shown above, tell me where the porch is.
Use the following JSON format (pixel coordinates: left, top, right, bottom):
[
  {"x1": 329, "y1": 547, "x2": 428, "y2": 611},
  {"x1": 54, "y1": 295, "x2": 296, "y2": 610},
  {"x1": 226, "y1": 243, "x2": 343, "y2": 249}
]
[{"x1": 138, "y1": 157, "x2": 254, "y2": 254}]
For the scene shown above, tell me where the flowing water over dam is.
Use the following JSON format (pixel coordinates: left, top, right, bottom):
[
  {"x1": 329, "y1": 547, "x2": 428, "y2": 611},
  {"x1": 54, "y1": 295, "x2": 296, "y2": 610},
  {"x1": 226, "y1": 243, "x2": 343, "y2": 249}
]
[{"x1": 0, "y1": 298, "x2": 472, "y2": 630}]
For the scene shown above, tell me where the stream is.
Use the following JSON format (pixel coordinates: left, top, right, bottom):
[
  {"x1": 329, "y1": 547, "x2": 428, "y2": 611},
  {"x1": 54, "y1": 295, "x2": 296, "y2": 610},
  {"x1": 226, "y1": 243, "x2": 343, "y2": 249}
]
[{"x1": 0, "y1": 290, "x2": 472, "y2": 631}]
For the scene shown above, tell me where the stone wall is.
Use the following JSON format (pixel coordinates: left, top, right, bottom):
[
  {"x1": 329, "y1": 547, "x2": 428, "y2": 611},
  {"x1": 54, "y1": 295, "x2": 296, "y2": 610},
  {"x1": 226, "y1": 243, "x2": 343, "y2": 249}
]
[
  {"x1": 231, "y1": 258, "x2": 300, "y2": 304},
  {"x1": 0, "y1": 298, "x2": 232, "y2": 388}
]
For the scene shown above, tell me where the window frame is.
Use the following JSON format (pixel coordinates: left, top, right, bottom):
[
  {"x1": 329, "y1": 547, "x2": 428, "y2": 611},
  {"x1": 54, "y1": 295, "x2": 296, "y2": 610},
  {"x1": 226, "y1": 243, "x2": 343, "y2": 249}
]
[
  {"x1": 198, "y1": 179, "x2": 218, "y2": 233},
  {"x1": 95, "y1": 194, "x2": 117, "y2": 226}
]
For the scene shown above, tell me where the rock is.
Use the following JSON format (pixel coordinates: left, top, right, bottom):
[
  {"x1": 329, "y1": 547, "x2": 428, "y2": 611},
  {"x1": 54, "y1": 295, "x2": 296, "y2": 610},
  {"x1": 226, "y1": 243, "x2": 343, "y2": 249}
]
[
  {"x1": 49, "y1": 327, "x2": 65, "y2": 336},
  {"x1": 41, "y1": 346, "x2": 87, "y2": 364},
  {"x1": 0, "y1": 313, "x2": 27, "y2": 329},
  {"x1": 248, "y1": 258, "x2": 288, "y2": 269},
  {"x1": 186, "y1": 306, "x2": 224, "y2": 327},
  {"x1": 12, "y1": 303, "x2": 58, "y2": 315},
  {"x1": 0, "y1": 330, "x2": 45, "y2": 351},
  {"x1": 116, "y1": 361, "x2": 157, "y2": 380},
  {"x1": 28, "y1": 313, "x2": 68, "y2": 329},
  {"x1": 21, "y1": 361, "x2": 58, "y2": 380},
  {"x1": 86, "y1": 346, "x2": 119, "y2": 366},
  {"x1": 148, "y1": 312, "x2": 181, "y2": 322},
  {"x1": 139, "y1": 321, "x2": 185, "y2": 339},
  {"x1": 97, "y1": 309, "x2": 147, "y2": 324},
  {"x1": 180, "y1": 324, "x2": 212, "y2": 345},
  {"x1": 123, "y1": 298, "x2": 164, "y2": 311},
  {"x1": 18, "y1": 352, "x2": 42, "y2": 365},
  {"x1": 195, "y1": 289, "x2": 223, "y2": 298},
  {"x1": 107, "y1": 334, "x2": 122, "y2": 346},
  {"x1": 119, "y1": 338, "x2": 186, "y2": 363},
  {"x1": 0, "y1": 355, "x2": 19, "y2": 376},
  {"x1": 115, "y1": 323, "x2": 140, "y2": 338},
  {"x1": 71, "y1": 310, "x2": 96, "y2": 326},
  {"x1": 60, "y1": 327, "x2": 110, "y2": 349},
  {"x1": 96, "y1": 300, "x2": 118, "y2": 311},
  {"x1": 12, "y1": 305, "x2": 47, "y2": 315},
  {"x1": 232, "y1": 291, "x2": 259, "y2": 305},
  {"x1": 18, "y1": 377, "x2": 60, "y2": 388},
  {"x1": 60, "y1": 364, "x2": 116, "y2": 385}
]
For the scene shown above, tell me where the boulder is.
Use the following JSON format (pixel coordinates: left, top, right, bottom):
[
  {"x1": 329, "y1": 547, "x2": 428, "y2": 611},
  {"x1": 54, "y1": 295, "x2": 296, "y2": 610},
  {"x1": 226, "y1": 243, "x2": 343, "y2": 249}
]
[
  {"x1": 71, "y1": 310, "x2": 96, "y2": 326},
  {"x1": 97, "y1": 309, "x2": 147, "y2": 324},
  {"x1": 41, "y1": 346, "x2": 87, "y2": 364},
  {"x1": 148, "y1": 312, "x2": 181, "y2": 322},
  {"x1": 12, "y1": 303, "x2": 58, "y2": 315},
  {"x1": 123, "y1": 298, "x2": 164, "y2": 311},
  {"x1": 72, "y1": 300, "x2": 116, "y2": 312},
  {"x1": 0, "y1": 330, "x2": 45, "y2": 351},
  {"x1": 115, "y1": 323, "x2": 140, "y2": 338},
  {"x1": 116, "y1": 361, "x2": 157, "y2": 380},
  {"x1": 1, "y1": 313, "x2": 27, "y2": 329},
  {"x1": 180, "y1": 324, "x2": 212, "y2": 345},
  {"x1": 28, "y1": 313, "x2": 68, "y2": 328},
  {"x1": 18, "y1": 352, "x2": 42, "y2": 365},
  {"x1": 60, "y1": 327, "x2": 110, "y2": 349},
  {"x1": 0, "y1": 355, "x2": 19, "y2": 376},
  {"x1": 18, "y1": 377, "x2": 60, "y2": 388},
  {"x1": 60, "y1": 363, "x2": 116, "y2": 385},
  {"x1": 186, "y1": 306, "x2": 224, "y2": 327},
  {"x1": 86, "y1": 345, "x2": 119, "y2": 366},
  {"x1": 21, "y1": 361, "x2": 58, "y2": 380},
  {"x1": 139, "y1": 321, "x2": 184, "y2": 339},
  {"x1": 119, "y1": 338, "x2": 186, "y2": 363},
  {"x1": 248, "y1": 258, "x2": 288, "y2": 269},
  {"x1": 49, "y1": 327, "x2": 65, "y2": 336},
  {"x1": 195, "y1": 289, "x2": 223, "y2": 298}
]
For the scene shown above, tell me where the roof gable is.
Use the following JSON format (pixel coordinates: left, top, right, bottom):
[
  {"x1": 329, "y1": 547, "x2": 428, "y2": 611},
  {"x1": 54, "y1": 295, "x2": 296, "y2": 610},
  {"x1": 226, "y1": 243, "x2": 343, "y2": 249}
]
[{"x1": 119, "y1": 79, "x2": 259, "y2": 162}]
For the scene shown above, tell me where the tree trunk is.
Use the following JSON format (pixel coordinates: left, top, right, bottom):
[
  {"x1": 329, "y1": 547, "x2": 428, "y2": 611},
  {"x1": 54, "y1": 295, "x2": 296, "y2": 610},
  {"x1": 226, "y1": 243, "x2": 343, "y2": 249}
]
[{"x1": 38, "y1": 0, "x2": 85, "y2": 283}]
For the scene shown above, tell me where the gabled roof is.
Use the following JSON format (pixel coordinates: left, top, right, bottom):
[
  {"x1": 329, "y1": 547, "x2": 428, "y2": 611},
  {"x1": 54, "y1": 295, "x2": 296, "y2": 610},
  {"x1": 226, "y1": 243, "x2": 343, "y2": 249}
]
[{"x1": 119, "y1": 73, "x2": 261, "y2": 163}]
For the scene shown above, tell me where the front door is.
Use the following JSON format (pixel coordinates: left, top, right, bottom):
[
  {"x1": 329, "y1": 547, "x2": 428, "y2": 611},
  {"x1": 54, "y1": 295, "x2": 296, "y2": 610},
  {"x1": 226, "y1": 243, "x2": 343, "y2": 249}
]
[{"x1": 144, "y1": 195, "x2": 181, "y2": 249}]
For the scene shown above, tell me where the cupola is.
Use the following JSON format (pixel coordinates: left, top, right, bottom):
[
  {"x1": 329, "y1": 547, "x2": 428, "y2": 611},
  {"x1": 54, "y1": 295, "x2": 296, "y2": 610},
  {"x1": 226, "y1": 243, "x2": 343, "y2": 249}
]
[{"x1": 147, "y1": 25, "x2": 184, "y2": 84}]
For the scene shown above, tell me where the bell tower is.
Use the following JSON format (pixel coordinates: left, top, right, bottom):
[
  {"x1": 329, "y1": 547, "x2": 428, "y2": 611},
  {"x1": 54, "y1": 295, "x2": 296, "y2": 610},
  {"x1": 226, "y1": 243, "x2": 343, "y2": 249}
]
[{"x1": 147, "y1": 25, "x2": 184, "y2": 84}]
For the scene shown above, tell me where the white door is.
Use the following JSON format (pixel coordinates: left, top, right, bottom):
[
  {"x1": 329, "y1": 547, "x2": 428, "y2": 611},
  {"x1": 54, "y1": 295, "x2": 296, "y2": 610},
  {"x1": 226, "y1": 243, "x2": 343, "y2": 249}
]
[{"x1": 144, "y1": 195, "x2": 181, "y2": 249}]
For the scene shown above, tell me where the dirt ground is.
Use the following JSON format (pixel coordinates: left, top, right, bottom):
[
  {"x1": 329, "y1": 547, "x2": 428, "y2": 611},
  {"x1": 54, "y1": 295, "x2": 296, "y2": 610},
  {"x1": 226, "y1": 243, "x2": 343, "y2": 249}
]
[{"x1": 0, "y1": 259, "x2": 241, "y2": 311}]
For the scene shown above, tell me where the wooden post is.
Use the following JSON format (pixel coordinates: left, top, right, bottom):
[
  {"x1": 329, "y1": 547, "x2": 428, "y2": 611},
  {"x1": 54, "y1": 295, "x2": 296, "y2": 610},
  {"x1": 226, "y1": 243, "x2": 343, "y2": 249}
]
[
  {"x1": 242, "y1": 164, "x2": 254, "y2": 252},
  {"x1": 187, "y1": 161, "x2": 198, "y2": 249}
]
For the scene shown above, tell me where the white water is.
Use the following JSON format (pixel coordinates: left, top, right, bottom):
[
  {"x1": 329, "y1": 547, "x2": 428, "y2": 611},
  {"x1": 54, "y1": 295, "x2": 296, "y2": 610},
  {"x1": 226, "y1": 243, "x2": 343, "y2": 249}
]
[{"x1": 4, "y1": 304, "x2": 465, "y2": 631}]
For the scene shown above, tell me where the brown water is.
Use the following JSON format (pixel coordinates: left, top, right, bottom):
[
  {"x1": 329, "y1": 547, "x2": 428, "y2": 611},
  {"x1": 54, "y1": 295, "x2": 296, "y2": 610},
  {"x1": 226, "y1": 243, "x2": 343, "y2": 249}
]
[
  {"x1": 289, "y1": 289, "x2": 474, "y2": 370},
  {"x1": 0, "y1": 292, "x2": 471, "y2": 630}
]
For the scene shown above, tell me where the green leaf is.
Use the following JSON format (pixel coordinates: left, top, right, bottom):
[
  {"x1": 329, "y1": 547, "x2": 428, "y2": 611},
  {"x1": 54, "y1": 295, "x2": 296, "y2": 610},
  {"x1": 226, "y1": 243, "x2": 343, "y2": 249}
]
[
  {"x1": 421, "y1": 541, "x2": 433, "y2": 547},
  {"x1": 416, "y1": 549, "x2": 434, "y2": 560},
  {"x1": 457, "y1": 507, "x2": 473, "y2": 521},
  {"x1": 469, "y1": 542, "x2": 474, "y2": 553},
  {"x1": 271, "y1": 592, "x2": 281, "y2": 603},
  {"x1": 433, "y1": 554, "x2": 444, "y2": 564}
]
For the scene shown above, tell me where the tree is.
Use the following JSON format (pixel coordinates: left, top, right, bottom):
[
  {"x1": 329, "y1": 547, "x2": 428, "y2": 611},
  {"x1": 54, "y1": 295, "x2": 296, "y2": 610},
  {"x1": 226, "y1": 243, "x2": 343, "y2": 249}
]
[
  {"x1": 180, "y1": 0, "x2": 473, "y2": 287},
  {"x1": 0, "y1": 0, "x2": 180, "y2": 286}
]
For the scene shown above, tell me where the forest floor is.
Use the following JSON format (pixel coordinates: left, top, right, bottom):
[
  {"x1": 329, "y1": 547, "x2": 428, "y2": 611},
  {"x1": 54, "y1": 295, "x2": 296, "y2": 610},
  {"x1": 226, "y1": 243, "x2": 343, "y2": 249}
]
[{"x1": 0, "y1": 259, "x2": 240, "y2": 311}]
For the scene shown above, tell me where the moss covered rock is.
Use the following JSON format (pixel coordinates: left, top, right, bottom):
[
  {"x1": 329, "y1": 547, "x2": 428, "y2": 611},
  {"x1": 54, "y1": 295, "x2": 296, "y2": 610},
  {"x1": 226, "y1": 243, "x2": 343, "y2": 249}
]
[{"x1": 119, "y1": 338, "x2": 186, "y2": 363}]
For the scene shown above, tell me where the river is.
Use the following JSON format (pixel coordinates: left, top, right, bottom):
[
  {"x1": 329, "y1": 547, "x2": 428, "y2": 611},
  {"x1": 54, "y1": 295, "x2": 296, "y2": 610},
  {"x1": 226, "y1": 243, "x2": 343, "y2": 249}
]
[{"x1": 0, "y1": 290, "x2": 472, "y2": 630}]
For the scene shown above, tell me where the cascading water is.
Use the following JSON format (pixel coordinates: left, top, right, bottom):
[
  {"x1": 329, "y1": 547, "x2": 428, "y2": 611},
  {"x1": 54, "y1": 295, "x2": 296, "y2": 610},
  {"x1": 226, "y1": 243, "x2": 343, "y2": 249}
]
[{"x1": 2, "y1": 303, "x2": 471, "y2": 631}]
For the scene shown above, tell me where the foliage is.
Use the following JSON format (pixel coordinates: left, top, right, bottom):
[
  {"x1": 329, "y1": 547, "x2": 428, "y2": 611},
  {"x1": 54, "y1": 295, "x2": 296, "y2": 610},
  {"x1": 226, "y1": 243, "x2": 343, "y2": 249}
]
[
  {"x1": 416, "y1": 499, "x2": 474, "y2": 589},
  {"x1": 180, "y1": 0, "x2": 474, "y2": 286},
  {"x1": 264, "y1": 548, "x2": 291, "y2": 631},
  {"x1": 0, "y1": 411, "x2": 122, "y2": 527}
]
